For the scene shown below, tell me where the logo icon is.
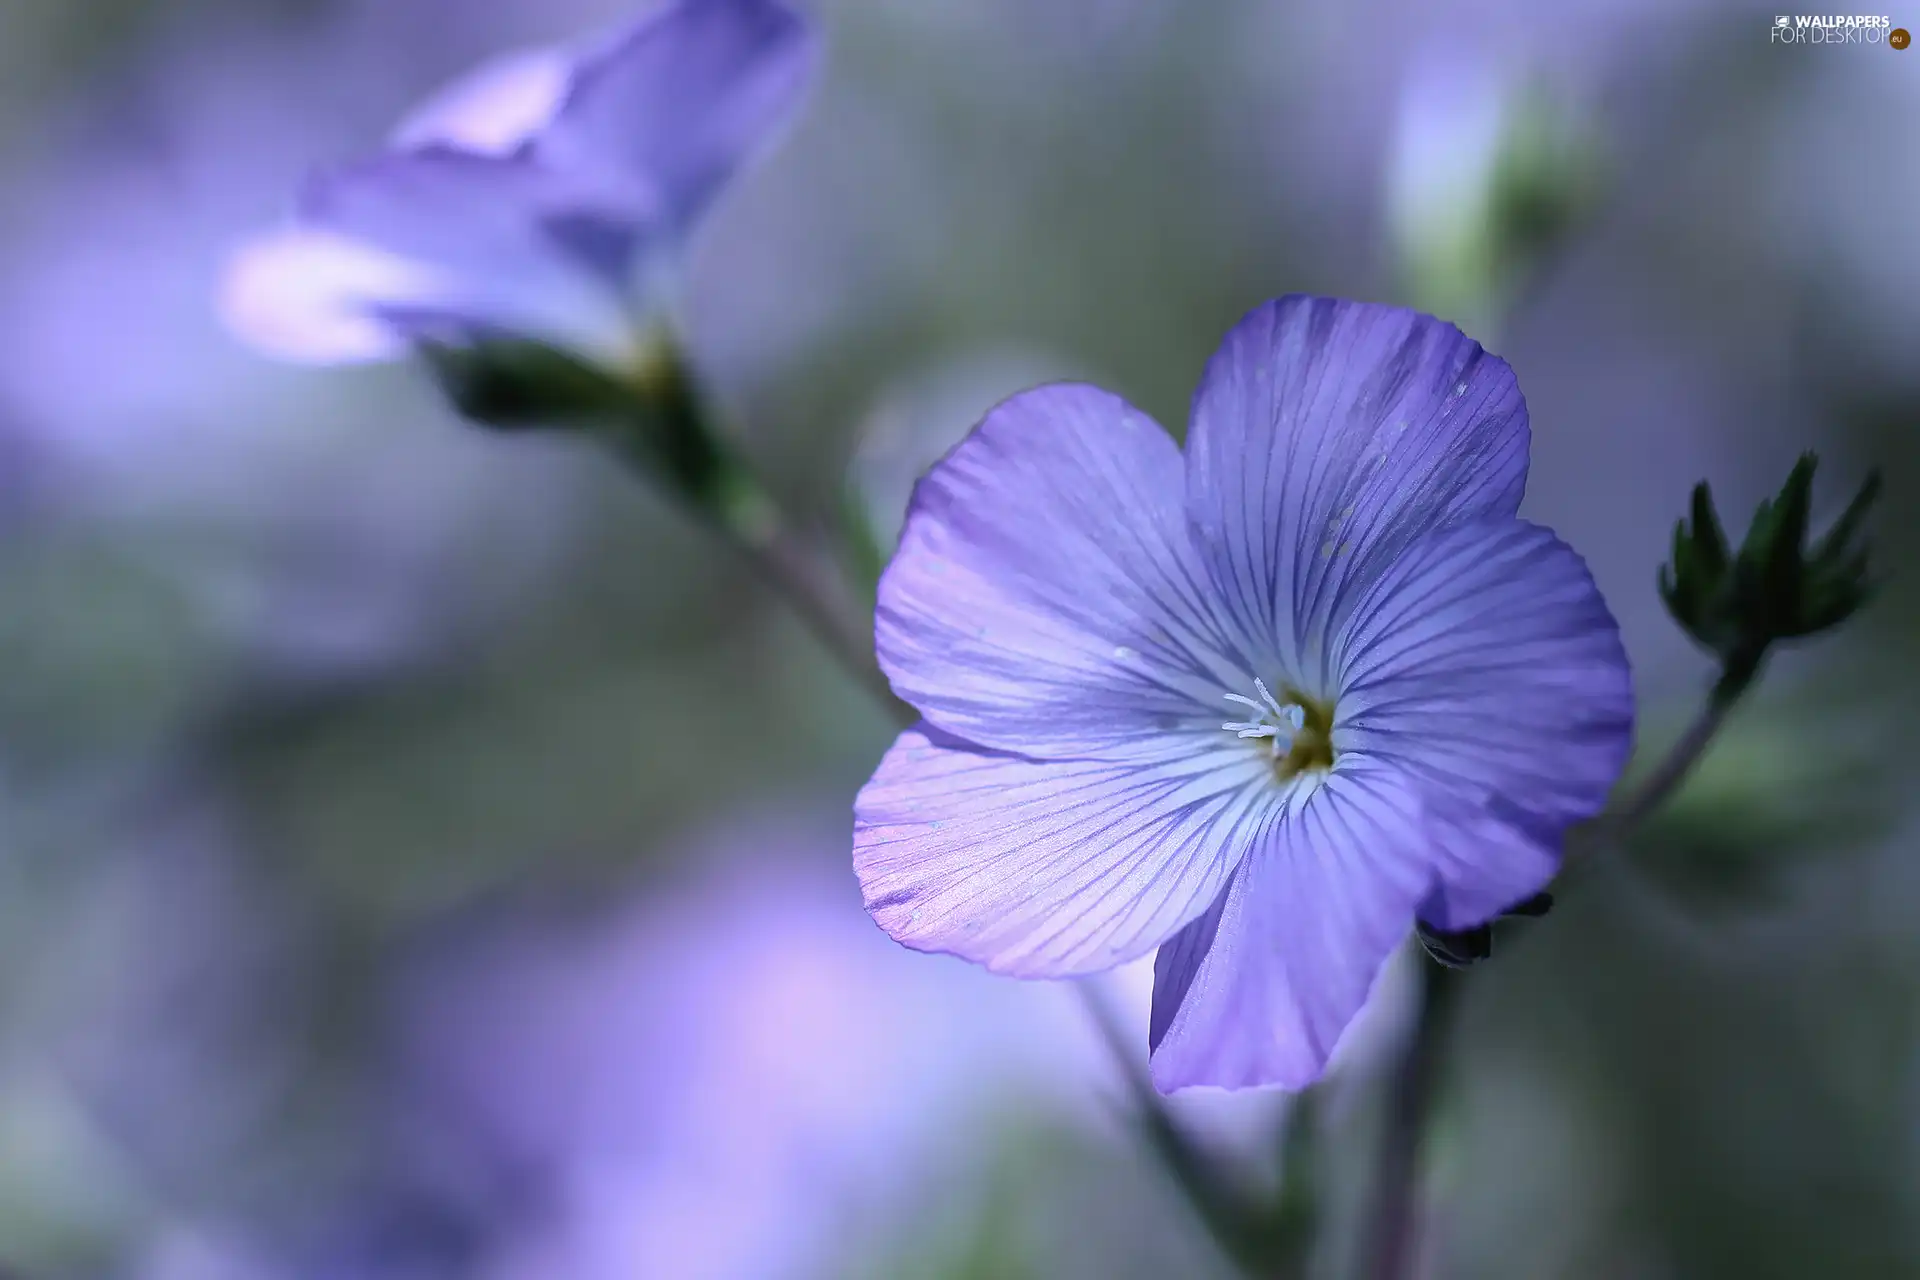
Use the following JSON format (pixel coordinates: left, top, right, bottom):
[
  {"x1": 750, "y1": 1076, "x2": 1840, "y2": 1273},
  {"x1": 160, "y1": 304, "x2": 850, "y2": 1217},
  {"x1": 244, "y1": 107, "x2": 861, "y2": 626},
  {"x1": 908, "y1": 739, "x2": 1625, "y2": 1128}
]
[
  {"x1": 1776, "y1": 13, "x2": 1792, "y2": 24},
  {"x1": 1893, "y1": 25, "x2": 1912, "y2": 46}
]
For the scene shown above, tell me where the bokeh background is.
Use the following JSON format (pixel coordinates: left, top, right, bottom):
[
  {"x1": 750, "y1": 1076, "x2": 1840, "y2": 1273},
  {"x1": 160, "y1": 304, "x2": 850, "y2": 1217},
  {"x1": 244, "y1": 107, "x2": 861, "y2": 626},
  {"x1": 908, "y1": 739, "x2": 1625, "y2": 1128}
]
[{"x1": 0, "y1": 0, "x2": 1914, "y2": 1276}]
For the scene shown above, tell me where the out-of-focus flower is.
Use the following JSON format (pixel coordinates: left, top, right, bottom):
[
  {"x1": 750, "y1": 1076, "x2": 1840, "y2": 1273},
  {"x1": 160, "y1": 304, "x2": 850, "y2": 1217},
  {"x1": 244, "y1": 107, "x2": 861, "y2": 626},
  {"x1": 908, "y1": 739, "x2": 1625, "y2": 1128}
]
[
  {"x1": 107, "y1": 819, "x2": 1273, "y2": 1280},
  {"x1": 0, "y1": 11, "x2": 596, "y2": 695},
  {"x1": 847, "y1": 348, "x2": 1084, "y2": 563},
  {"x1": 855, "y1": 295, "x2": 1635, "y2": 1092},
  {"x1": 222, "y1": 0, "x2": 818, "y2": 373},
  {"x1": 368, "y1": 821, "x2": 1206, "y2": 1280},
  {"x1": 1386, "y1": 59, "x2": 1600, "y2": 341}
]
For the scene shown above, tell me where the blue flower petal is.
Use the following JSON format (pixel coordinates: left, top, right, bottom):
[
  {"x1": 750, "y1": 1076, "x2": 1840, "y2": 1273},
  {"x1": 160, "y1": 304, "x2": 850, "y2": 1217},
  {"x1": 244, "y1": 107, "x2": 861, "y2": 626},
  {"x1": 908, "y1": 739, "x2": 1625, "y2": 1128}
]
[
  {"x1": 1184, "y1": 296, "x2": 1530, "y2": 693},
  {"x1": 541, "y1": 0, "x2": 819, "y2": 234},
  {"x1": 390, "y1": 45, "x2": 574, "y2": 156},
  {"x1": 223, "y1": 0, "x2": 817, "y2": 366},
  {"x1": 877, "y1": 383, "x2": 1249, "y2": 761},
  {"x1": 228, "y1": 149, "x2": 657, "y2": 364},
  {"x1": 1146, "y1": 882, "x2": 1226, "y2": 1055},
  {"x1": 221, "y1": 225, "x2": 449, "y2": 364},
  {"x1": 1333, "y1": 517, "x2": 1635, "y2": 928},
  {"x1": 854, "y1": 725, "x2": 1276, "y2": 978},
  {"x1": 1148, "y1": 757, "x2": 1432, "y2": 1091},
  {"x1": 856, "y1": 295, "x2": 1634, "y2": 1094}
]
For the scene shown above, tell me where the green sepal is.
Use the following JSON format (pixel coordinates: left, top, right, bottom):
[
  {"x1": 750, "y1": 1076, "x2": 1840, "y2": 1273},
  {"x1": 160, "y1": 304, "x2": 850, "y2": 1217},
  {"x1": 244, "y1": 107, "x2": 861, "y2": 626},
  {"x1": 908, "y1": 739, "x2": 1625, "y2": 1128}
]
[
  {"x1": 419, "y1": 334, "x2": 770, "y2": 535},
  {"x1": 1658, "y1": 454, "x2": 1881, "y2": 674},
  {"x1": 419, "y1": 337, "x2": 637, "y2": 428},
  {"x1": 1415, "y1": 892, "x2": 1554, "y2": 969}
]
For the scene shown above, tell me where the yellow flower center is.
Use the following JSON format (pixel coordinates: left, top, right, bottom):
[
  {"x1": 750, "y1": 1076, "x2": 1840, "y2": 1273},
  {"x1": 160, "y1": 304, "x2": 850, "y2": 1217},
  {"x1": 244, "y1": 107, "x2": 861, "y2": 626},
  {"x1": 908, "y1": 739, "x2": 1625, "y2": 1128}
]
[{"x1": 1221, "y1": 678, "x2": 1336, "y2": 780}]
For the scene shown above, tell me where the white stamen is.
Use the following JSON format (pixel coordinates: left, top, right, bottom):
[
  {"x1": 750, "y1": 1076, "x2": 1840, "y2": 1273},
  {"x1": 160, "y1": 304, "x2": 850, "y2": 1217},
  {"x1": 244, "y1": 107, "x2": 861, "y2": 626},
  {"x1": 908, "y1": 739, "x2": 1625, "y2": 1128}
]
[{"x1": 1220, "y1": 679, "x2": 1306, "y2": 757}]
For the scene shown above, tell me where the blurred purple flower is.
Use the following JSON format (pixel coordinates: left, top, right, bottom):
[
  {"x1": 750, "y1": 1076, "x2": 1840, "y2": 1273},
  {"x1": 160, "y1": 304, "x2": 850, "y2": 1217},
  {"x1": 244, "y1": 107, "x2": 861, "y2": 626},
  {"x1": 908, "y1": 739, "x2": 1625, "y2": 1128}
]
[
  {"x1": 855, "y1": 295, "x2": 1635, "y2": 1091},
  {"x1": 374, "y1": 823, "x2": 1137, "y2": 1279},
  {"x1": 850, "y1": 347, "x2": 1086, "y2": 549},
  {"x1": 0, "y1": 10, "x2": 597, "y2": 690},
  {"x1": 109, "y1": 822, "x2": 1276, "y2": 1280},
  {"x1": 222, "y1": 0, "x2": 818, "y2": 368}
]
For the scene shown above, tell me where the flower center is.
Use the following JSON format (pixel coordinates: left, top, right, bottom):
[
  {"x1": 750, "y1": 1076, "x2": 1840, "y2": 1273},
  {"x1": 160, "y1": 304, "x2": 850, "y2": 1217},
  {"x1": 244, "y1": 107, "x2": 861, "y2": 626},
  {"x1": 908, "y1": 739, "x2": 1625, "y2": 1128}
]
[{"x1": 1221, "y1": 678, "x2": 1336, "y2": 778}]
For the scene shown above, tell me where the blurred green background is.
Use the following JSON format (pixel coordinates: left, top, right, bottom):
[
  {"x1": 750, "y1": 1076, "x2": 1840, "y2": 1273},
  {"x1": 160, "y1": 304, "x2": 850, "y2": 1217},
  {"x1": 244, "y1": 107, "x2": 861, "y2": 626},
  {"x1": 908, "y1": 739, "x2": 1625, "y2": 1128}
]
[{"x1": 0, "y1": 0, "x2": 1914, "y2": 1276}]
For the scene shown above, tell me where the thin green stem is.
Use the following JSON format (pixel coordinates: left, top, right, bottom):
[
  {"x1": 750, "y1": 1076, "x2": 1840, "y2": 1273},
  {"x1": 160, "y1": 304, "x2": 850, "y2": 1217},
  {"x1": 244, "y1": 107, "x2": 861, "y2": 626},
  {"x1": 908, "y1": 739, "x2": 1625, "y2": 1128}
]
[
  {"x1": 1359, "y1": 962, "x2": 1460, "y2": 1280},
  {"x1": 1076, "y1": 981, "x2": 1296, "y2": 1279},
  {"x1": 715, "y1": 478, "x2": 906, "y2": 718},
  {"x1": 612, "y1": 348, "x2": 907, "y2": 721},
  {"x1": 1603, "y1": 650, "x2": 1763, "y2": 840},
  {"x1": 1359, "y1": 655, "x2": 1764, "y2": 1280}
]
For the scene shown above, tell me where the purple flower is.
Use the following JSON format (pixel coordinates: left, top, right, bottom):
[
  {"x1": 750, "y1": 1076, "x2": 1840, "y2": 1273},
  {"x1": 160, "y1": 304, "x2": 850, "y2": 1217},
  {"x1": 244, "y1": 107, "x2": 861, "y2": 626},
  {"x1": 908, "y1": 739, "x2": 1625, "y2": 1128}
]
[
  {"x1": 221, "y1": 0, "x2": 817, "y2": 367},
  {"x1": 0, "y1": 9, "x2": 591, "y2": 689},
  {"x1": 854, "y1": 295, "x2": 1635, "y2": 1092},
  {"x1": 375, "y1": 823, "x2": 1147, "y2": 1279}
]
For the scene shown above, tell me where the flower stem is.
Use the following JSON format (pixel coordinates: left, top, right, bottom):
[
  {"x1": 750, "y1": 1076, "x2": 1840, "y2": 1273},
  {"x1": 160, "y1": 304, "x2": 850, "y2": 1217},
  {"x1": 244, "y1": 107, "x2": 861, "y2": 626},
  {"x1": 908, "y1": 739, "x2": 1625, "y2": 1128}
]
[
  {"x1": 1359, "y1": 960, "x2": 1460, "y2": 1280},
  {"x1": 726, "y1": 494, "x2": 909, "y2": 720},
  {"x1": 1604, "y1": 648, "x2": 1763, "y2": 838},
  {"x1": 752, "y1": 525, "x2": 910, "y2": 717},
  {"x1": 1076, "y1": 981, "x2": 1300, "y2": 1279},
  {"x1": 609, "y1": 346, "x2": 907, "y2": 720},
  {"x1": 1358, "y1": 653, "x2": 1764, "y2": 1280}
]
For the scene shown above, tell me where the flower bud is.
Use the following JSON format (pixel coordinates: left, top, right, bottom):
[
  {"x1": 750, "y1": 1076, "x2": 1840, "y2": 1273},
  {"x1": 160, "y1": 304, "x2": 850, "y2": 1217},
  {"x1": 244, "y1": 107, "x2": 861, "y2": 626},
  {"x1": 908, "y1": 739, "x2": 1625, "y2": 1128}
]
[
  {"x1": 1658, "y1": 455, "x2": 1880, "y2": 688},
  {"x1": 1388, "y1": 67, "x2": 1601, "y2": 339}
]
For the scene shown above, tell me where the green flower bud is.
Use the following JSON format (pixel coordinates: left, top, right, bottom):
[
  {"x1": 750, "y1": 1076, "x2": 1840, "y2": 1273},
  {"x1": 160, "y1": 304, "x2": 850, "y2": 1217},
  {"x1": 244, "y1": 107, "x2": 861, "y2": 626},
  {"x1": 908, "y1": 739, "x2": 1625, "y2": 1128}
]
[
  {"x1": 1389, "y1": 69, "x2": 1602, "y2": 339},
  {"x1": 1658, "y1": 454, "x2": 1881, "y2": 689}
]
